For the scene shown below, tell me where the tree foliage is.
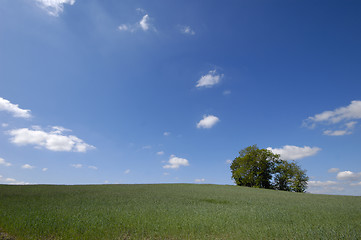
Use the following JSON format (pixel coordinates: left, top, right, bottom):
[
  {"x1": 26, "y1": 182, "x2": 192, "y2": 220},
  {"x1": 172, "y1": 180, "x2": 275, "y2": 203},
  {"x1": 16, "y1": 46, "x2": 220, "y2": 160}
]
[{"x1": 230, "y1": 145, "x2": 309, "y2": 192}]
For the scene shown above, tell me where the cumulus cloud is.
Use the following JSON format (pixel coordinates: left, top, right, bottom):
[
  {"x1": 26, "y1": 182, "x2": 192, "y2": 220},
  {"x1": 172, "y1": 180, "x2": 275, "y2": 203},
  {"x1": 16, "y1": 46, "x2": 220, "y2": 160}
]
[
  {"x1": 197, "y1": 115, "x2": 220, "y2": 129},
  {"x1": 196, "y1": 70, "x2": 223, "y2": 88},
  {"x1": 304, "y1": 101, "x2": 361, "y2": 135},
  {"x1": 118, "y1": 13, "x2": 154, "y2": 32},
  {"x1": 0, "y1": 158, "x2": 12, "y2": 167},
  {"x1": 267, "y1": 145, "x2": 321, "y2": 160},
  {"x1": 36, "y1": 0, "x2": 75, "y2": 17},
  {"x1": 337, "y1": 171, "x2": 361, "y2": 181},
  {"x1": 180, "y1": 25, "x2": 195, "y2": 35},
  {"x1": 70, "y1": 164, "x2": 82, "y2": 168},
  {"x1": 195, "y1": 178, "x2": 205, "y2": 183},
  {"x1": 8, "y1": 126, "x2": 95, "y2": 152},
  {"x1": 22, "y1": 164, "x2": 35, "y2": 169},
  {"x1": 0, "y1": 97, "x2": 31, "y2": 118},
  {"x1": 163, "y1": 155, "x2": 189, "y2": 169},
  {"x1": 0, "y1": 175, "x2": 30, "y2": 185},
  {"x1": 308, "y1": 180, "x2": 338, "y2": 187},
  {"x1": 328, "y1": 168, "x2": 340, "y2": 173}
]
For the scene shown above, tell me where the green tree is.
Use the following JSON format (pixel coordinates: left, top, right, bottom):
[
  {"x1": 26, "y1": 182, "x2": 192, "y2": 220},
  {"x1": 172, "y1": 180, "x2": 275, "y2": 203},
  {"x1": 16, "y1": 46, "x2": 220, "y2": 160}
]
[
  {"x1": 230, "y1": 145, "x2": 280, "y2": 189},
  {"x1": 274, "y1": 160, "x2": 309, "y2": 192},
  {"x1": 230, "y1": 145, "x2": 309, "y2": 192}
]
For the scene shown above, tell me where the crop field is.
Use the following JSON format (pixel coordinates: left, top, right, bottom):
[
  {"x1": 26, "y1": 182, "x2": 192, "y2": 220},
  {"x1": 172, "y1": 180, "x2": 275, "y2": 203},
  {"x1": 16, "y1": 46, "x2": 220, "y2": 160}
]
[{"x1": 0, "y1": 184, "x2": 360, "y2": 239}]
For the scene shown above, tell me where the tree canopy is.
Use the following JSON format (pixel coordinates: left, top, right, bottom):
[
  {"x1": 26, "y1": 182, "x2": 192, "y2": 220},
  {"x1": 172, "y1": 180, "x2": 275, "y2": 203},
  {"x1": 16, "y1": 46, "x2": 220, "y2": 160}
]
[{"x1": 230, "y1": 145, "x2": 309, "y2": 192}]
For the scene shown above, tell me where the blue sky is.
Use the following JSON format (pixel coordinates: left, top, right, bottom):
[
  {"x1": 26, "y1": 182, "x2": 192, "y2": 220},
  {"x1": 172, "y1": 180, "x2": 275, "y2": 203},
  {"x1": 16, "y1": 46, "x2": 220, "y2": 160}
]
[{"x1": 0, "y1": 0, "x2": 361, "y2": 195}]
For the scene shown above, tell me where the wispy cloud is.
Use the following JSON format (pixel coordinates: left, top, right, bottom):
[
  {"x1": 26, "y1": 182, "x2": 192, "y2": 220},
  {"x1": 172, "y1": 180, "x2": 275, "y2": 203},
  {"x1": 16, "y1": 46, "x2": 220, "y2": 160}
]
[
  {"x1": 0, "y1": 158, "x2": 12, "y2": 167},
  {"x1": 328, "y1": 168, "x2": 340, "y2": 173},
  {"x1": 163, "y1": 132, "x2": 171, "y2": 136},
  {"x1": 118, "y1": 11, "x2": 155, "y2": 33},
  {"x1": 88, "y1": 166, "x2": 98, "y2": 170},
  {"x1": 35, "y1": 0, "x2": 75, "y2": 17},
  {"x1": 180, "y1": 25, "x2": 195, "y2": 35},
  {"x1": 157, "y1": 151, "x2": 165, "y2": 156},
  {"x1": 70, "y1": 164, "x2": 82, "y2": 168},
  {"x1": 163, "y1": 155, "x2": 189, "y2": 169},
  {"x1": 22, "y1": 164, "x2": 35, "y2": 169},
  {"x1": 304, "y1": 100, "x2": 361, "y2": 135},
  {"x1": 196, "y1": 70, "x2": 223, "y2": 88},
  {"x1": 197, "y1": 115, "x2": 220, "y2": 129},
  {"x1": 8, "y1": 126, "x2": 95, "y2": 152},
  {"x1": 267, "y1": 145, "x2": 321, "y2": 160},
  {"x1": 124, "y1": 169, "x2": 130, "y2": 174},
  {"x1": 194, "y1": 178, "x2": 205, "y2": 183},
  {"x1": 0, "y1": 97, "x2": 31, "y2": 118},
  {"x1": 42, "y1": 168, "x2": 48, "y2": 172},
  {"x1": 223, "y1": 90, "x2": 231, "y2": 95}
]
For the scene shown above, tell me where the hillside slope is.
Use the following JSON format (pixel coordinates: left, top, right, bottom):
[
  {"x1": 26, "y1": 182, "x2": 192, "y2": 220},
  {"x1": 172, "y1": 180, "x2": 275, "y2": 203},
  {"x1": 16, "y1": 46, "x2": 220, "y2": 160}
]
[{"x1": 0, "y1": 184, "x2": 360, "y2": 239}]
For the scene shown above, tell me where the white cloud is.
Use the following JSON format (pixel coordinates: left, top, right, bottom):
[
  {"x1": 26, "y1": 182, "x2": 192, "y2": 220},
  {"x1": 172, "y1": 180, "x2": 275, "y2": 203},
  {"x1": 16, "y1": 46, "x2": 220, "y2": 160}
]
[
  {"x1": 197, "y1": 115, "x2": 220, "y2": 129},
  {"x1": 267, "y1": 145, "x2": 321, "y2": 160},
  {"x1": 42, "y1": 168, "x2": 48, "y2": 172},
  {"x1": 304, "y1": 101, "x2": 361, "y2": 135},
  {"x1": 88, "y1": 166, "x2": 98, "y2": 170},
  {"x1": 306, "y1": 101, "x2": 361, "y2": 124},
  {"x1": 124, "y1": 169, "x2": 130, "y2": 174},
  {"x1": 323, "y1": 121, "x2": 357, "y2": 136},
  {"x1": 350, "y1": 182, "x2": 361, "y2": 186},
  {"x1": 8, "y1": 126, "x2": 95, "y2": 152},
  {"x1": 226, "y1": 159, "x2": 232, "y2": 164},
  {"x1": 180, "y1": 25, "x2": 195, "y2": 35},
  {"x1": 36, "y1": 0, "x2": 75, "y2": 17},
  {"x1": 139, "y1": 14, "x2": 150, "y2": 31},
  {"x1": 22, "y1": 164, "x2": 35, "y2": 169},
  {"x1": 163, "y1": 132, "x2": 171, "y2": 136},
  {"x1": 70, "y1": 164, "x2": 82, "y2": 168},
  {"x1": 0, "y1": 158, "x2": 12, "y2": 167},
  {"x1": 142, "y1": 145, "x2": 152, "y2": 150},
  {"x1": 2, "y1": 123, "x2": 9, "y2": 128},
  {"x1": 337, "y1": 171, "x2": 361, "y2": 181},
  {"x1": 118, "y1": 13, "x2": 154, "y2": 33},
  {"x1": 118, "y1": 24, "x2": 129, "y2": 31},
  {"x1": 163, "y1": 155, "x2": 189, "y2": 169},
  {"x1": 328, "y1": 168, "x2": 340, "y2": 173},
  {"x1": 196, "y1": 70, "x2": 223, "y2": 88},
  {"x1": 5, "y1": 178, "x2": 16, "y2": 182},
  {"x1": 308, "y1": 180, "x2": 338, "y2": 187},
  {"x1": 157, "y1": 151, "x2": 164, "y2": 156},
  {"x1": 195, "y1": 178, "x2": 205, "y2": 183},
  {"x1": 323, "y1": 130, "x2": 351, "y2": 136},
  {"x1": 0, "y1": 97, "x2": 31, "y2": 118}
]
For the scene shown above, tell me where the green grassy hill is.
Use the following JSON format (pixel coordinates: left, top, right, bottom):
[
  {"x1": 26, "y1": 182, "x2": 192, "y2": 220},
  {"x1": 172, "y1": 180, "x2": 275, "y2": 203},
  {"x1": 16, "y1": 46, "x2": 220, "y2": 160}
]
[{"x1": 0, "y1": 184, "x2": 360, "y2": 239}]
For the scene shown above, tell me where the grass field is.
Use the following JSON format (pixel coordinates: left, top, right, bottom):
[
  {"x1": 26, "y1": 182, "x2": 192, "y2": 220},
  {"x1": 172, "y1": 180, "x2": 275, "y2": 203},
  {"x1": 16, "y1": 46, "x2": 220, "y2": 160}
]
[{"x1": 0, "y1": 184, "x2": 360, "y2": 239}]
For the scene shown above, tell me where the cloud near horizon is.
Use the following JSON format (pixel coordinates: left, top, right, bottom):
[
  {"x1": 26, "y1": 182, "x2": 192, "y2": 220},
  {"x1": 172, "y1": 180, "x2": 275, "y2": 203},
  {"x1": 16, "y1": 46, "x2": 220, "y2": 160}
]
[
  {"x1": 267, "y1": 145, "x2": 321, "y2": 160},
  {"x1": 8, "y1": 126, "x2": 95, "y2": 153},
  {"x1": 163, "y1": 155, "x2": 189, "y2": 169},
  {"x1": 0, "y1": 97, "x2": 31, "y2": 118}
]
